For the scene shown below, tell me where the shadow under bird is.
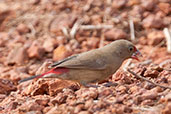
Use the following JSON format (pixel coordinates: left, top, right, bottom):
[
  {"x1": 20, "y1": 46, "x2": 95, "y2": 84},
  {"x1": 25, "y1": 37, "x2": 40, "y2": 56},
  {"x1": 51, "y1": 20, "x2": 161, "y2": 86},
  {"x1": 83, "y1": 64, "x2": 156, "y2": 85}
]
[{"x1": 19, "y1": 39, "x2": 142, "y2": 87}]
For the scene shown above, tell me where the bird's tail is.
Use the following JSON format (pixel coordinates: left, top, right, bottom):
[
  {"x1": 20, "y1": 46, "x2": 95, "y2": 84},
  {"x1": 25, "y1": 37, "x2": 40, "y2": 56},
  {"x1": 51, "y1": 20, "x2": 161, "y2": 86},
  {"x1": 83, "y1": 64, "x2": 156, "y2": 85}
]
[
  {"x1": 18, "y1": 74, "x2": 44, "y2": 83},
  {"x1": 18, "y1": 67, "x2": 69, "y2": 83}
]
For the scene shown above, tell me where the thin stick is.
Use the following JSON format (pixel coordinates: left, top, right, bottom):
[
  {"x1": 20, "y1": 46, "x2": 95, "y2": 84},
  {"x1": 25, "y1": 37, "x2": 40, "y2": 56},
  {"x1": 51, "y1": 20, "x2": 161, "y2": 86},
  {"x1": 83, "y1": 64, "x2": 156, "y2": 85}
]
[
  {"x1": 61, "y1": 27, "x2": 69, "y2": 39},
  {"x1": 70, "y1": 20, "x2": 83, "y2": 39},
  {"x1": 163, "y1": 28, "x2": 171, "y2": 53},
  {"x1": 129, "y1": 20, "x2": 135, "y2": 41},
  {"x1": 80, "y1": 25, "x2": 113, "y2": 30},
  {"x1": 126, "y1": 68, "x2": 171, "y2": 90}
]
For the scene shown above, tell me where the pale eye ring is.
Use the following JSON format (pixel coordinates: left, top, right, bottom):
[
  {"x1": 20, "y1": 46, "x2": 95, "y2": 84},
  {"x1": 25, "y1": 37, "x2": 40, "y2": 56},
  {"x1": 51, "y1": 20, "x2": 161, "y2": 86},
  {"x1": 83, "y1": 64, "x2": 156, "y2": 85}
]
[{"x1": 129, "y1": 46, "x2": 134, "y2": 52}]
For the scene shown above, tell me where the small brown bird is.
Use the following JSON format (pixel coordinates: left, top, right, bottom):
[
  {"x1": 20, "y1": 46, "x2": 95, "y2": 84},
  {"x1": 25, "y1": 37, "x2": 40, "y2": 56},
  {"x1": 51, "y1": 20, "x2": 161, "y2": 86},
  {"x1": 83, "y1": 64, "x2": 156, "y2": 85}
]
[{"x1": 19, "y1": 40, "x2": 142, "y2": 87}]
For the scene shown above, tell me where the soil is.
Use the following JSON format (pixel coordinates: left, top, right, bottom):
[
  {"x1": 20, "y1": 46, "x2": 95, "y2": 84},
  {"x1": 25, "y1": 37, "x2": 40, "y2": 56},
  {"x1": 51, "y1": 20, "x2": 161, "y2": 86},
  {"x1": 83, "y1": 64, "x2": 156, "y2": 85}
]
[{"x1": 0, "y1": 0, "x2": 171, "y2": 114}]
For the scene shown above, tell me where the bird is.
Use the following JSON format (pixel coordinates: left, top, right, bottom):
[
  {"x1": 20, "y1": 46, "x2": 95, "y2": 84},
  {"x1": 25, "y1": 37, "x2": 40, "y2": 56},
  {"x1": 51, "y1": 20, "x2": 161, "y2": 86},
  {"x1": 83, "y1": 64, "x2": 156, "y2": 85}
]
[{"x1": 19, "y1": 39, "x2": 142, "y2": 87}]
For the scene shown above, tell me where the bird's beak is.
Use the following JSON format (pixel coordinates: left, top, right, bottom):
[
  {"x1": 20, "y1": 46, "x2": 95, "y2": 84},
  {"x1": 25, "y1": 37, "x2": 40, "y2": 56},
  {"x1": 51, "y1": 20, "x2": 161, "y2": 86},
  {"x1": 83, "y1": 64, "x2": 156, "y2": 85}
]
[{"x1": 131, "y1": 49, "x2": 142, "y2": 61}]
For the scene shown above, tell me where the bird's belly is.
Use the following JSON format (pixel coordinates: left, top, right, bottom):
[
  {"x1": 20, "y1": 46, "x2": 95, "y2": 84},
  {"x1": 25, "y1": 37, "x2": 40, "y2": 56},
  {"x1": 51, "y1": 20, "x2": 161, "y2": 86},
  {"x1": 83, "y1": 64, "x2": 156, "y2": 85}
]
[{"x1": 61, "y1": 69, "x2": 112, "y2": 84}]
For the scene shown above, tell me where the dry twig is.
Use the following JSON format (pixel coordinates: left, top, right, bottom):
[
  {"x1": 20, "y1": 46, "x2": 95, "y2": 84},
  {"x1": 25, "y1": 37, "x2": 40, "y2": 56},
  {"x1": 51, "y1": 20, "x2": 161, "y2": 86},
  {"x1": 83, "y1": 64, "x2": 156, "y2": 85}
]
[
  {"x1": 129, "y1": 20, "x2": 135, "y2": 41},
  {"x1": 80, "y1": 24, "x2": 113, "y2": 30},
  {"x1": 61, "y1": 27, "x2": 69, "y2": 39},
  {"x1": 126, "y1": 68, "x2": 171, "y2": 90},
  {"x1": 70, "y1": 20, "x2": 83, "y2": 39}
]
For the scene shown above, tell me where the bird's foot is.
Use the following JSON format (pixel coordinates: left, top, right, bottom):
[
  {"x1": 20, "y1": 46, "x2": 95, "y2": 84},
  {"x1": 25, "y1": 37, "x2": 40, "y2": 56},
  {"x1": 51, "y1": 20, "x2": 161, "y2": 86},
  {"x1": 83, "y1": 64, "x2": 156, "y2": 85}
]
[
  {"x1": 102, "y1": 82, "x2": 118, "y2": 87},
  {"x1": 84, "y1": 84, "x2": 100, "y2": 88},
  {"x1": 81, "y1": 82, "x2": 100, "y2": 88}
]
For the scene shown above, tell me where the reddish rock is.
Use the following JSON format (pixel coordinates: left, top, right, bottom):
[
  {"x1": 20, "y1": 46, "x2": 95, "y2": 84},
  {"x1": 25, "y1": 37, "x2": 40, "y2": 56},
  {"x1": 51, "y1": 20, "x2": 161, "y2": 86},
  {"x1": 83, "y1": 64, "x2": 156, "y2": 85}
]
[
  {"x1": 74, "y1": 104, "x2": 84, "y2": 113},
  {"x1": 6, "y1": 101, "x2": 18, "y2": 111},
  {"x1": 76, "y1": 88, "x2": 98, "y2": 100},
  {"x1": 43, "y1": 38, "x2": 57, "y2": 52},
  {"x1": 6, "y1": 45, "x2": 28, "y2": 65},
  {"x1": 141, "y1": 99, "x2": 155, "y2": 106},
  {"x1": 129, "y1": 85, "x2": 140, "y2": 93},
  {"x1": 79, "y1": 111, "x2": 90, "y2": 114},
  {"x1": 150, "y1": 65, "x2": 163, "y2": 72},
  {"x1": 46, "y1": 106, "x2": 62, "y2": 114},
  {"x1": 127, "y1": 0, "x2": 140, "y2": 6},
  {"x1": 30, "y1": 0, "x2": 40, "y2": 5},
  {"x1": 141, "y1": 0, "x2": 156, "y2": 11},
  {"x1": 53, "y1": 45, "x2": 71, "y2": 61},
  {"x1": 22, "y1": 79, "x2": 78, "y2": 96},
  {"x1": 112, "y1": 0, "x2": 127, "y2": 9},
  {"x1": 16, "y1": 23, "x2": 30, "y2": 34},
  {"x1": 48, "y1": 80, "x2": 77, "y2": 96},
  {"x1": 0, "y1": 79, "x2": 16, "y2": 94},
  {"x1": 141, "y1": 90, "x2": 158, "y2": 100},
  {"x1": 147, "y1": 31, "x2": 165, "y2": 46},
  {"x1": 35, "y1": 96, "x2": 50, "y2": 106},
  {"x1": 21, "y1": 79, "x2": 49, "y2": 96},
  {"x1": 0, "y1": 3, "x2": 11, "y2": 28},
  {"x1": 43, "y1": 106, "x2": 52, "y2": 113},
  {"x1": 18, "y1": 101, "x2": 44, "y2": 112},
  {"x1": 162, "y1": 102, "x2": 171, "y2": 114},
  {"x1": 98, "y1": 88, "x2": 113, "y2": 98},
  {"x1": 130, "y1": 5, "x2": 144, "y2": 18},
  {"x1": 143, "y1": 82, "x2": 156, "y2": 90},
  {"x1": 0, "y1": 94, "x2": 6, "y2": 102},
  {"x1": 91, "y1": 15, "x2": 102, "y2": 25},
  {"x1": 87, "y1": 37, "x2": 99, "y2": 49},
  {"x1": 84, "y1": 99, "x2": 93, "y2": 109},
  {"x1": 139, "y1": 36, "x2": 148, "y2": 45},
  {"x1": 114, "y1": 104, "x2": 125, "y2": 114},
  {"x1": 104, "y1": 28, "x2": 127, "y2": 41},
  {"x1": 9, "y1": 67, "x2": 29, "y2": 82},
  {"x1": 142, "y1": 14, "x2": 164, "y2": 29},
  {"x1": 81, "y1": 37, "x2": 99, "y2": 49},
  {"x1": 27, "y1": 41, "x2": 45, "y2": 59},
  {"x1": 10, "y1": 32, "x2": 27, "y2": 44},
  {"x1": 50, "y1": 14, "x2": 77, "y2": 35},
  {"x1": 158, "y1": 2, "x2": 171, "y2": 14},
  {"x1": 28, "y1": 64, "x2": 40, "y2": 75},
  {"x1": 50, "y1": 93, "x2": 67, "y2": 105},
  {"x1": 144, "y1": 69, "x2": 159, "y2": 78},
  {"x1": 0, "y1": 32, "x2": 8, "y2": 47},
  {"x1": 116, "y1": 85, "x2": 127, "y2": 93}
]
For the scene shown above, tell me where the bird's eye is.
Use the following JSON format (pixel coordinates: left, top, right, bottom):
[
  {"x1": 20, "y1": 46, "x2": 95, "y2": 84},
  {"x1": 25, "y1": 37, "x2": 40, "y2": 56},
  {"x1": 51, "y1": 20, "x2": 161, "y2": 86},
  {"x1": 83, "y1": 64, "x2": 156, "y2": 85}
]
[{"x1": 128, "y1": 46, "x2": 134, "y2": 52}]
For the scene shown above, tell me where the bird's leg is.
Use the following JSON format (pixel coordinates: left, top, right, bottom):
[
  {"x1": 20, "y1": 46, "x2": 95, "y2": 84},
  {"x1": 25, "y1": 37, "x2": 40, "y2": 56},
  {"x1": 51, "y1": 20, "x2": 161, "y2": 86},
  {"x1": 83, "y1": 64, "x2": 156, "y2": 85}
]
[
  {"x1": 102, "y1": 81, "x2": 118, "y2": 87},
  {"x1": 80, "y1": 82, "x2": 100, "y2": 88}
]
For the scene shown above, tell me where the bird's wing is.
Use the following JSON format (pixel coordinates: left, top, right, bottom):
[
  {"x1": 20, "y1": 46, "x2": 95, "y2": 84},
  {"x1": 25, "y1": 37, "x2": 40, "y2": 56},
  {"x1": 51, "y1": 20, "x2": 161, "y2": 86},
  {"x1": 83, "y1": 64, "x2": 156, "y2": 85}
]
[{"x1": 49, "y1": 49, "x2": 107, "y2": 70}]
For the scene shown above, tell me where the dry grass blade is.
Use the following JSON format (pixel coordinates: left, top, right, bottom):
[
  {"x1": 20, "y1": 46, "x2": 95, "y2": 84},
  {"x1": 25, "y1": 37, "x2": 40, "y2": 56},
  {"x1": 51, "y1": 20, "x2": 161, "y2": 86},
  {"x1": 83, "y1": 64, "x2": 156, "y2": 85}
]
[
  {"x1": 70, "y1": 19, "x2": 83, "y2": 39},
  {"x1": 126, "y1": 68, "x2": 171, "y2": 90},
  {"x1": 80, "y1": 25, "x2": 113, "y2": 30},
  {"x1": 61, "y1": 27, "x2": 69, "y2": 39},
  {"x1": 163, "y1": 28, "x2": 171, "y2": 53},
  {"x1": 129, "y1": 20, "x2": 135, "y2": 41}
]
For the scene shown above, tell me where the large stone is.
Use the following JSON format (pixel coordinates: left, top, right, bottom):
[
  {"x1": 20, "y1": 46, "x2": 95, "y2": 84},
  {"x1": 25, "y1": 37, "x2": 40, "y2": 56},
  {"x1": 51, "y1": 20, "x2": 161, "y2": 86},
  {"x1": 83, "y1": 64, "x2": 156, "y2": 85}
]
[
  {"x1": 104, "y1": 28, "x2": 127, "y2": 41},
  {"x1": 142, "y1": 14, "x2": 164, "y2": 29}
]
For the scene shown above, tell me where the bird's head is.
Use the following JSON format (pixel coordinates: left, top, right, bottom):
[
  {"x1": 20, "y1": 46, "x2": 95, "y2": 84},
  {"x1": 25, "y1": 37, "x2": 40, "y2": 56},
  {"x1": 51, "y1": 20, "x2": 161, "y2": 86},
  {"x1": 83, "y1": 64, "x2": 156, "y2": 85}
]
[{"x1": 109, "y1": 40, "x2": 142, "y2": 61}]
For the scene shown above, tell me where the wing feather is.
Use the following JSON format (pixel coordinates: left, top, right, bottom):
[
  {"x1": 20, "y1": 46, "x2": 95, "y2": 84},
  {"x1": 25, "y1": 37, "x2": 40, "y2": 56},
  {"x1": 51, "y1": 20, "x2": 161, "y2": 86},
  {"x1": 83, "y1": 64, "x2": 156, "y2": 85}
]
[{"x1": 49, "y1": 49, "x2": 107, "y2": 70}]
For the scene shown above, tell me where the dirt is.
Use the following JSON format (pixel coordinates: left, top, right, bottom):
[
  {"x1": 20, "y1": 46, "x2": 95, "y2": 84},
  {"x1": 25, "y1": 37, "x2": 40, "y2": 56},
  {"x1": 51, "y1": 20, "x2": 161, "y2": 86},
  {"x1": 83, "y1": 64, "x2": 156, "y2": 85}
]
[{"x1": 0, "y1": 0, "x2": 171, "y2": 114}]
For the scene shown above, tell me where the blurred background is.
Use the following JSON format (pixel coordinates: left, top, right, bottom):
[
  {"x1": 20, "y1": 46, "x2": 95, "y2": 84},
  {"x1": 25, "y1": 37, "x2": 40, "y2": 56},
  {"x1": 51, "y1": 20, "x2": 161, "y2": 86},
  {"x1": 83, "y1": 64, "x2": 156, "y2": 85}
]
[{"x1": 0, "y1": 0, "x2": 170, "y2": 114}]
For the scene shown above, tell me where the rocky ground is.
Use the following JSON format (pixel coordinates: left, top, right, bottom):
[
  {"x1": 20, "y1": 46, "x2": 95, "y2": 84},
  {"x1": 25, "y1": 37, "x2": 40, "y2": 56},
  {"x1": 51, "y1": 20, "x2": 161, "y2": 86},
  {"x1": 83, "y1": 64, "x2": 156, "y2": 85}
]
[{"x1": 0, "y1": 0, "x2": 171, "y2": 114}]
